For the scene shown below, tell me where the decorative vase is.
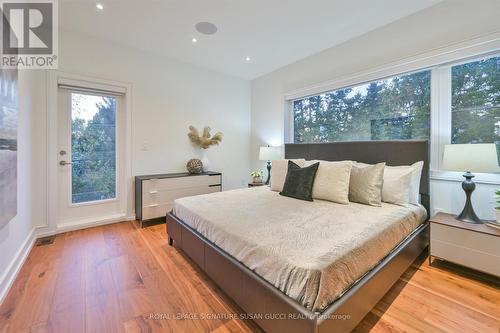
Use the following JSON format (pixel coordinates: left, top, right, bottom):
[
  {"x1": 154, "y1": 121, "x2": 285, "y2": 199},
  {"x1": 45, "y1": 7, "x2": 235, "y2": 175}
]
[
  {"x1": 496, "y1": 208, "x2": 500, "y2": 223},
  {"x1": 200, "y1": 149, "x2": 209, "y2": 172}
]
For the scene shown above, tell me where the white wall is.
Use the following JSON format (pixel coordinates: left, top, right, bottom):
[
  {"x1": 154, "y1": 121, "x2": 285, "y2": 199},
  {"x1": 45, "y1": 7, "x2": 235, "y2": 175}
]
[
  {"x1": 0, "y1": 69, "x2": 42, "y2": 302},
  {"x1": 1, "y1": 29, "x2": 252, "y2": 301},
  {"x1": 59, "y1": 30, "x2": 251, "y2": 190},
  {"x1": 251, "y1": 0, "x2": 500, "y2": 219}
]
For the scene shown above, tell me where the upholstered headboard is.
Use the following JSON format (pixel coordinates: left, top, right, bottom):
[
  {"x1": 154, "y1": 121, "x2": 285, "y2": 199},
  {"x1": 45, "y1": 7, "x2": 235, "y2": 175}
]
[{"x1": 285, "y1": 140, "x2": 430, "y2": 215}]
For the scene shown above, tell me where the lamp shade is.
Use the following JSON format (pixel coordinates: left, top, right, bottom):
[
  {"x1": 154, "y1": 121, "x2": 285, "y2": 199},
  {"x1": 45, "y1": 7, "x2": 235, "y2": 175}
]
[
  {"x1": 442, "y1": 143, "x2": 500, "y2": 173},
  {"x1": 259, "y1": 146, "x2": 281, "y2": 161}
]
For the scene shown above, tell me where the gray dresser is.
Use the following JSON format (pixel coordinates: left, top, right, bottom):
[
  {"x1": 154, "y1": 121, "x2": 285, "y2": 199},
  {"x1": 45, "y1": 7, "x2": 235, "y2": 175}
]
[{"x1": 135, "y1": 171, "x2": 222, "y2": 226}]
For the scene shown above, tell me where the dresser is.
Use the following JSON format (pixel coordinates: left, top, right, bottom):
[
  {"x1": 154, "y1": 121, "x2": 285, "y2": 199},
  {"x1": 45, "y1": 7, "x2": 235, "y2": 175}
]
[
  {"x1": 135, "y1": 171, "x2": 222, "y2": 226},
  {"x1": 430, "y1": 212, "x2": 500, "y2": 277}
]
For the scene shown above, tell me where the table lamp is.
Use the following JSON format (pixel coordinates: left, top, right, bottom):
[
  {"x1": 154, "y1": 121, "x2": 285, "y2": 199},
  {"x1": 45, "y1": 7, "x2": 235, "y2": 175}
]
[
  {"x1": 442, "y1": 143, "x2": 500, "y2": 224},
  {"x1": 259, "y1": 146, "x2": 282, "y2": 185}
]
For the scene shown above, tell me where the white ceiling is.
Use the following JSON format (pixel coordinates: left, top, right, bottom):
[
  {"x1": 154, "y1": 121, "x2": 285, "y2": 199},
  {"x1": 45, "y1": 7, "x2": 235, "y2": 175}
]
[{"x1": 60, "y1": 0, "x2": 443, "y2": 79}]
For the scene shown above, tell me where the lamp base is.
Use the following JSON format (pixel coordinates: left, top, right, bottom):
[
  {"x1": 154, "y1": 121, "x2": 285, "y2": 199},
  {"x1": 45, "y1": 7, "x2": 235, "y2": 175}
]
[
  {"x1": 265, "y1": 161, "x2": 271, "y2": 185},
  {"x1": 456, "y1": 209, "x2": 483, "y2": 224},
  {"x1": 455, "y1": 172, "x2": 483, "y2": 224}
]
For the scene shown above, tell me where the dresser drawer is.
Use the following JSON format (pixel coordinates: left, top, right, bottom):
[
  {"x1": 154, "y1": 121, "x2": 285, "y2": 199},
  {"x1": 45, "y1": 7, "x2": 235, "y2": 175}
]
[
  {"x1": 135, "y1": 173, "x2": 222, "y2": 223},
  {"x1": 142, "y1": 185, "x2": 221, "y2": 206},
  {"x1": 431, "y1": 223, "x2": 500, "y2": 276},
  {"x1": 142, "y1": 202, "x2": 173, "y2": 220},
  {"x1": 143, "y1": 175, "x2": 221, "y2": 192}
]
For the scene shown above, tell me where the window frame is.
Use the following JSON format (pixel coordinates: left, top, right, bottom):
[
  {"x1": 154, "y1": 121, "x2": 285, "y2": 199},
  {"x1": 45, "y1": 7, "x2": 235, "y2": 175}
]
[{"x1": 284, "y1": 50, "x2": 500, "y2": 184}]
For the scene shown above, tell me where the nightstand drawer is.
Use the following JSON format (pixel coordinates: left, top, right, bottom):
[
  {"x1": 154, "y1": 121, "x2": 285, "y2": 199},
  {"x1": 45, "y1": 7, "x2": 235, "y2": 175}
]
[
  {"x1": 431, "y1": 223, "x2": 499, "y2": 253},
  {"x1": 431, "y1": 223, "x2": 500, "y2": 276}
]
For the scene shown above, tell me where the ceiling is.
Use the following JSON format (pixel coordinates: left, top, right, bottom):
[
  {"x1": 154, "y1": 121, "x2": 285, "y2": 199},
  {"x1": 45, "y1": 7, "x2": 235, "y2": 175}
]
[{"x1": 60, "y1": 0, "x2": 443, "y2": 79}]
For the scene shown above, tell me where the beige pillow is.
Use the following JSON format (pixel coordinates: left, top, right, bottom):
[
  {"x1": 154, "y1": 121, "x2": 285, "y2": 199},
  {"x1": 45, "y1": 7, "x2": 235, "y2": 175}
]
[
  {"x1": 270, "y1": 159, "x2": 306, "y2": 192},
  {"x1": 381, "y1": 167, "x2": 413, "y2": 206},
  {"x1": 305, "y1": 160, "x2": 353, "y2": 204},
  {"x1": 348, "y1": 162, "x2": 385, "y2": 206},
  {"x1": 383, "y1": 161, "x2": 424, "y2": 205}
]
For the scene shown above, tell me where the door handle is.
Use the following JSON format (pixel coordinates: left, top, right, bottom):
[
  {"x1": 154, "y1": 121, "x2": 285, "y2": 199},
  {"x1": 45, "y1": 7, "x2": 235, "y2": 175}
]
[{"x1": 59, "y1": 160, "x2": 73, "y2": 166}]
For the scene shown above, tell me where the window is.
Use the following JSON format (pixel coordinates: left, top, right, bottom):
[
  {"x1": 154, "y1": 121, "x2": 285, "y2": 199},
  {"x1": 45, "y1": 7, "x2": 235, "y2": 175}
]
[
  {"x1": 293, "y1": 70, "x2": 431, "y2": 143},
  {"x1": 451, "y1": 56, "x2": 500, "y2": 146},
  {"x1": 288, "y1": 52, "x2": 500, "y2": 178},
  {"x1": 71, "y1": 92, "x2": 117, "y2": 203}
]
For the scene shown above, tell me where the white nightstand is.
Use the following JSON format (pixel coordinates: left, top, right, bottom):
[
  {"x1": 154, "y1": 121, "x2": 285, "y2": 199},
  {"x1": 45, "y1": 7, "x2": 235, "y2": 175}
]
[{"x1": 429, "y1": 212, "x2": 500, "y2": 277}]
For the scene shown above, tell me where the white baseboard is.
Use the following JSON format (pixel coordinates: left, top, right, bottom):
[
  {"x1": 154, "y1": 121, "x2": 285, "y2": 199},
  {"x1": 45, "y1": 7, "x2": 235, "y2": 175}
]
[
  {"x1": 37, "y1": 213, "x2": 136, "y2": 238},
  {"x1": 56, "y1": 214, "x2": 131, "y2": 233},
  {"x1": 0, "y1": 227, "x2": 37, "y2": 304}
]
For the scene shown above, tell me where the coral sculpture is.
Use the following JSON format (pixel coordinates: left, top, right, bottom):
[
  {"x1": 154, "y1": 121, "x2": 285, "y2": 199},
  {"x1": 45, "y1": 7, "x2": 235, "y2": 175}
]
[
  {"x1": 186, "y1": 159, "x2": 203, "y2": 174},
  {"x1": 188, "y1": 126, "x2": 223, "y2": 149}
]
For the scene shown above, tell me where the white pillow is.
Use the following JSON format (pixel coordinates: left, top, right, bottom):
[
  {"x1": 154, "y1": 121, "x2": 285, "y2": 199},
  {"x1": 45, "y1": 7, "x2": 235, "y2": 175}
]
[
  {"x1": 385, "y1": 161, "x2": 424, "y2": 205},
  {"x1": 270, "y1": 159, "x2": 306, "y2": 192},
  {"x1": 355, "y1": 161, "x2": 424, "y2": 206},
  {"x1": 305, "y1": 160, "x2": 353, "y2": 204},
  {"x1": 382, "y1": 167, "x2": 413, "y2": 206}
]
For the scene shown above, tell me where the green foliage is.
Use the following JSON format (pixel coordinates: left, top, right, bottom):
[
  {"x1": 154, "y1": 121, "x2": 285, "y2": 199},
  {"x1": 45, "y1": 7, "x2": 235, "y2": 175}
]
[
  {"x1": 72, "y1": 97, "x2": 116, "y2": 203},
  {"x1": 451, "y1": 57, "x2": 500, "y2": 145},
  {"x1": 495, "y1": 190, "x2": 500, "y2": 209},
  {"x1": 294, "y1": 71, "x2": 431, "y2": 143},
  {"x1": 294, "y1": 56, "x2": 499, "y2": 146},
  {"x1": 250, "y1": 170, "x2": 263, "y2": 177}
]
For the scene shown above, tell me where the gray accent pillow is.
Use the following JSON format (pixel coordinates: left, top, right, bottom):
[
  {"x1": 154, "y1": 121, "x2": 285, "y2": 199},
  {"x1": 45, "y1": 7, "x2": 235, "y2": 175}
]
[
  {"x1": 348, "y1": 162, "x2": 385, "y2": 206},
  {"x1": 280, "y1": 161, "x2": 320, "y2": 201}
]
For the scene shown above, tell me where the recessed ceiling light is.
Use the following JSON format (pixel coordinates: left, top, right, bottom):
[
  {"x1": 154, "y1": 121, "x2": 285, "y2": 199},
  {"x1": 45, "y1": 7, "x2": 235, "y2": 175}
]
[
  {"x1": 96, "y1": 3, "x2": 103, "y2": 10},
  {"x1": 195, "y1": 22, "x2": 218, "y2": 35},
  {"x1": 191, "y1": 37, "x2": 197, "y2": 43},
  {"x1": 245, "y1": 56, "x2": 251, "y2": 62}
]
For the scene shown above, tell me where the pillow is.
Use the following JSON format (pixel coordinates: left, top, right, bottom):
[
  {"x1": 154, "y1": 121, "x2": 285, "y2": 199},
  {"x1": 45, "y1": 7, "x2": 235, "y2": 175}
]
[
  {"x1": 280, "y1": 161, "x2": 319, "y2": 201},
  {"x1": 270, "y1": 159, "x2": 306, "y2": 192},
  {"x1": 381, "y1": 167, "x2": 413, "y2": 206},
  {"x1": 348, "y1": 162, "x2": 385, "y2": 206},
  {"x1": 305, "y1": 160, "x2": 353, "y2": 204},
  {"x1": 383, "y1": 161, "x2": 424, "y2": 205}
]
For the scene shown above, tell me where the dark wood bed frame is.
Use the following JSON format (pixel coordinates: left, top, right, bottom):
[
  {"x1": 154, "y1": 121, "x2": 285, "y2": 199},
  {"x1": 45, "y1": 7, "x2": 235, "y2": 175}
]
[{"x1": 166, "y1": 141, "x2": 430, "y2": 333}]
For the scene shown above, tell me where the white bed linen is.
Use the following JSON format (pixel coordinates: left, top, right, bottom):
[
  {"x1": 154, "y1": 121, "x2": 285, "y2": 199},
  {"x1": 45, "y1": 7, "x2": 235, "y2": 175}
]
[{"x1": 173, "y1": 186, "x2": 427, "y2": 312}]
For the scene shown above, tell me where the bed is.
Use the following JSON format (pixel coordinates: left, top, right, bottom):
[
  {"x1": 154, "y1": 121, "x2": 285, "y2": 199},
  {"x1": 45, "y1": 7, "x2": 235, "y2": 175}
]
[{"x1": 166, "y1": 141, "x2": 430, "y2": 333}]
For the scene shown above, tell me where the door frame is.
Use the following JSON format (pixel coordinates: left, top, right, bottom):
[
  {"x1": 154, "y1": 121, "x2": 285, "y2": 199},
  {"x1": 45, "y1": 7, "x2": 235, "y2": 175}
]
[{"x1": 43, "y1": 71, "x2": 133, "y2": 235}]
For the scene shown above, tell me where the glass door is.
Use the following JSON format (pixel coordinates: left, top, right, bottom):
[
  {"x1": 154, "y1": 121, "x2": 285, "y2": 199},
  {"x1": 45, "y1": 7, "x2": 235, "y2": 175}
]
[
  {"x1": 57, "y1": 88, "x2": 126, "y2": 227},
  {"x1": 69, "y1": 92, "x2": 117, "y2": 204}
]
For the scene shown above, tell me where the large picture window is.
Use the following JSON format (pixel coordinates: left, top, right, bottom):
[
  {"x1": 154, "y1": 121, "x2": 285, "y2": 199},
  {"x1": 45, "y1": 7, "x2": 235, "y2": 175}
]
[
  {"x1": 451, "y1": 56, "x2": 500, "y2": 145},
  {"x1": 289, "y1": 52, "x2": 500, "y2": 176},
  {"x1": 292, "y1": 70, "x2": 431, "y2": 143}
]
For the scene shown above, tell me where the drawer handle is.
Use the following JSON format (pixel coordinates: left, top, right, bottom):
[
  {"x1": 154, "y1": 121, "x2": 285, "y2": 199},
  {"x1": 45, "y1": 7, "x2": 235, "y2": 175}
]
[
  {"x1": 148, "y1": 204, "x2": 159, "y2": 207},
  {"x1": 149, "y1": 190, "x2": 158, "y2": 194}
]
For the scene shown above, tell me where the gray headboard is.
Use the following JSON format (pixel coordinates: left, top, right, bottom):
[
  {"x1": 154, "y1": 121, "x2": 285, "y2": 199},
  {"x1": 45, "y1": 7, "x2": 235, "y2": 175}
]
[{"x1": 285, "y1": 140, "x2": 430, "y2": 215}]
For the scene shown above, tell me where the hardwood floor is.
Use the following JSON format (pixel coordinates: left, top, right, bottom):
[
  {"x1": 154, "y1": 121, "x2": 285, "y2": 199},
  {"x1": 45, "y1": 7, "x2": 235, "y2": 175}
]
[{"x1": 1, "y1": 221, "x2": 499, "y2": 333}]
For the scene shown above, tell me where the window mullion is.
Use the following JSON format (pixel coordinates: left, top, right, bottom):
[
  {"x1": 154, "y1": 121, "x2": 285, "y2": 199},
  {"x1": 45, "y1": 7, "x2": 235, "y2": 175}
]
[{"x1": 432, "y1": 67, "x2": 452, "y2": 171}]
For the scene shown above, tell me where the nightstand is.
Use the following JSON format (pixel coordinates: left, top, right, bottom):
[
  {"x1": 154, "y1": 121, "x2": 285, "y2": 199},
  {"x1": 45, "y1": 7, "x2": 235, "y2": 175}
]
[
  {"x1": 248, "y1": 182, "x2": 266, "y2": 188},
  {"x1": 429, "y1": 212, "x2": 500, "y2": 277}
]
